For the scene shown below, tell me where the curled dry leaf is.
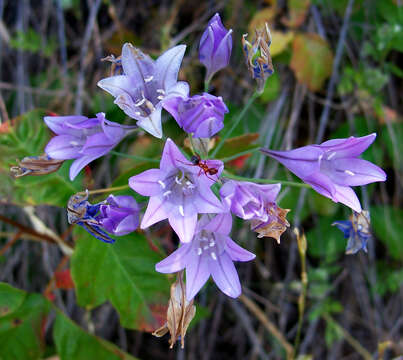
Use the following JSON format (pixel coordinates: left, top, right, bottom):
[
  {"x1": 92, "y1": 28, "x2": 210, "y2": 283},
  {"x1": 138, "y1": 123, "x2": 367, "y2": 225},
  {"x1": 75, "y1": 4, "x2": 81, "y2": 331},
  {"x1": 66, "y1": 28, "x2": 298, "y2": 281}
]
[
  {"x1": 152, "y1": 272, "x2": 196, "y2": 348},
  {"x1": 251, "y1": 206, "x2": 290, "y2": 243}
]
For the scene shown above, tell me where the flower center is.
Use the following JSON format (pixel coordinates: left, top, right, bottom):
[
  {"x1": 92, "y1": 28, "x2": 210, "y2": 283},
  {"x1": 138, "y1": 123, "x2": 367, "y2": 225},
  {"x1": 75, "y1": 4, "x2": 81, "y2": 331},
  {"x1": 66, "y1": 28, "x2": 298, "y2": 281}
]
[
  {"x1": 194, "y1": 231, "x2": 219, "y2": 260},
  {"x1": 131, "y1": 80, "x2": 166, "y2": 117}
]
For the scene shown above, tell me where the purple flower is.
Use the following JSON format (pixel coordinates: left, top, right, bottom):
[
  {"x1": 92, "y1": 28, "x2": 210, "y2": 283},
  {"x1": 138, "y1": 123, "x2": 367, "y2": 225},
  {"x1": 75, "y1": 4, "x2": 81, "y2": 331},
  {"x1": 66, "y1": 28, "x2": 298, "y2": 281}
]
[
  {"x1": 261, "y1": 134, "x2": 387, "y2": 212},
  {"x1": 220, "y1": 180, "x2": 281, "y2": 221},
  {"x1": 199, "y1": 13, "x2": 232, "y2": 82},
  {"x1": 333, "y1": 210, "x2": 371, "y2": 254},
  {"x1": 163, "y1": 93, "x2": 228, "y2": 138},
  {"x1": 44, "y1": 113, "x2": 135, "y2": 180},
  {"x1": 129, "y1": 138, "x2": 225, "y2": 243},
  {"x1": 96, "y1": 195, "x2": 140, "y2": 236},
  {"x1": 98, "y1": 43, "x2": 189, "y2": 138},
  {"x1": 156, "y1": 214, "x2": 255, "y2": 300}
]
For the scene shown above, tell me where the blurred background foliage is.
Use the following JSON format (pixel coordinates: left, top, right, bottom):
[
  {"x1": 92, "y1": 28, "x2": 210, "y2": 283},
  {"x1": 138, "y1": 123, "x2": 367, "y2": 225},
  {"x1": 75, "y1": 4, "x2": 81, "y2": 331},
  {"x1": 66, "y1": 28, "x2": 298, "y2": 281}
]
[{"x1": 0, "y1": 0, "x2": 402, "y2": 359}]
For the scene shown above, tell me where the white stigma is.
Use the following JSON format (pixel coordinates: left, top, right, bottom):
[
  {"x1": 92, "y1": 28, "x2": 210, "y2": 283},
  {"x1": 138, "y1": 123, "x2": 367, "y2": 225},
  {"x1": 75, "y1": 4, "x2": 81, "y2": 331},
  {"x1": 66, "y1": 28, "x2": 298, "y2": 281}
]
[
  {"x1": 345, "y1": 170, "x2": 355, "y2": 176},
  {"x1": 163, "y1": 190, "x2": 172, "y2": 197},
  {"x1": 144, "y1": 75, "x2": 154, "y2": 82},
  {"x1": 203, "y1": 245, "x2": 209, "y2": 250},
  {"x1": 158, "y1": 180, "x2": 166, "y2": 189},
  {"x1": 156, "y1": 89, "x2": 165, "y2": 94},
  {"x1": 179, "y1": 205, "x2": 185, "y2": 217},
  {"x1": 209, "y1": 240, "x2": 215, "y2": 247},
  {"x1": 70, "y1": 141, "x2": 79, "y2": 146},
  {"x1": 197, "y1": 247, "x2": 202, "y2": 255},
  {"x1": 211, "y1": 252, "x2": 217, "y2": 260},
  {"x1": 175, "y1": 176, "x2": 182, "y2": 185},
  {"x1": 134, "y1": 98, "x2": 146, "y2": 107},
  {"x1": 157, "y1": 95, "x2": 164, "y2": 100}
]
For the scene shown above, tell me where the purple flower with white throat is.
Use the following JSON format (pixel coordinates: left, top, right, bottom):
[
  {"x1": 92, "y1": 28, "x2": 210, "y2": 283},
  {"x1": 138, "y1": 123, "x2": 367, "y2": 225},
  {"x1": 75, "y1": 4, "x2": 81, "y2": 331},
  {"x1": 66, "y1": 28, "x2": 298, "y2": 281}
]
[
  {"x1": 156, "y1": 214, "x2": 255, "y2": 300},
  {"x1": 199, "y1": 13, "x2": 232, "y2": 82},
  {"x1": 261, "y1": 134, "x2": 387, "y2": 212},
  {"x1": 129, "y1": 138, "x2": 225, "y2": 243},
  {"x1": 96, "y1": 195, "x2": 140, "y2": 236},
  {"x1": 44, "y1": 113, "x2": 135, "y2": 180},
  {"x1": 163, "y1": 93, "x2": 228, "y2": 138},
  {"x1": 98, "y1": 43, "x2": 189, "y2": 138}
]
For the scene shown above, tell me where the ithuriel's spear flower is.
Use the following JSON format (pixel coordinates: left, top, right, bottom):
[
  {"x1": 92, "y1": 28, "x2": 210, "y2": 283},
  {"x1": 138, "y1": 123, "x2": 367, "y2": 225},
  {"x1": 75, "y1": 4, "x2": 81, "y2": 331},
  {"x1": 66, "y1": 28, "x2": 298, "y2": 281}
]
[
  {"x1": 44, "y1": 113, "x2": 135, "y2": 180},
  {"x1": 261, "y1": 134, "x2": 387, "y2": 212},
  {"x1": 242, "y1": 23, "x2": 274, "y2": 93},
  {"x1": 67, "y1": 192, "x2": 140, "y2": 242},
  {"x1": 220, "y1": 181, "x2": 290, "y2": 243},
  {"x1": 98, "y1": 43, "x2": 189, "y2": 138},
  {"x1": 155, "y1": 214, "x2": 255, "y2": 300},
  {"x1": 129, "y1": 138, "x2": 225, "y2": 243},
  {"x1": 199, "y1": 13, "x2": 233, "y2": 82},
  {"x1": 333, "y1": 210, "x2": 371, "y2": 254},
  {"x1": 162, "y1": 93, "x2": 228, "y2": 138}
]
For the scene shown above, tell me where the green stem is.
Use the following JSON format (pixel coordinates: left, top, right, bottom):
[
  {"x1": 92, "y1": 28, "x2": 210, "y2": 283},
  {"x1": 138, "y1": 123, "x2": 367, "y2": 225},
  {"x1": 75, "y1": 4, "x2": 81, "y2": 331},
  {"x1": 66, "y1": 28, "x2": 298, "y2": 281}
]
[
  {"x1": 222, "y1": 171, "x2": 311, "y2": 189},
  {"x1": 211, "y1": 91, "x2": 259, "y2": 157},
  {"x1": 78, "y1": 185, "x2": 130, "y2": 196},
  {"x1": 219, "y1": 147, "x2": 260, "y2": 163},
  {"x1": 109, "y1": 150, "x2": 160, "y2": 163},
  {"x1": 204, "y1": 80, "x2": 210, "y2": 93}
]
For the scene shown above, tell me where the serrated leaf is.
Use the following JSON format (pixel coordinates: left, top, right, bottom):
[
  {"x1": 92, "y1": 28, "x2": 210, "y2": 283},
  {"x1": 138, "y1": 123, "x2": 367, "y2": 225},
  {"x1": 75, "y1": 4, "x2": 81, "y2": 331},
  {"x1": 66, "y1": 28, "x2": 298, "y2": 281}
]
[
  {"x1": 53, "y1": 311, "x2": 138, "y2": 360},
  {"x1": 370, "y1": 206, "x2": 403, "y2": 260},
  {"x1": 0, "y1": 283, "x2": 51, "y2": 360},
  {"x1": 290, "y1": 33, "x2": 333, "y2": 91},
  {"x1": 71, "y1": 228, "x2": 170, "y2": 331}
]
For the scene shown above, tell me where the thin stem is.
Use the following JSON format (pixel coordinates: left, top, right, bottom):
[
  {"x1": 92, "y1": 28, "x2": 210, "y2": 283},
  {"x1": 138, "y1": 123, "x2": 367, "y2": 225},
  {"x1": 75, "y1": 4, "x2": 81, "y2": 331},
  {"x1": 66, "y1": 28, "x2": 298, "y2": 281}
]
[
  {"x1": 78, "y1": 185, "x2": 130, "y2": 196},
  {"x1": 222, "y1": 171, "x2": 311, "y2": 189},
  {"x1": 219, "y1": 147, "x2": 259, "y2": 163},
  {"x1": 211, "y1": 91, "x2": 259, "y2": 157},
  {"x1": 109, "y1": 150, "x2": 160, "y2": 163},
  {"x1": 204, "y1": 80, "x2": 210, "y2": 93}
]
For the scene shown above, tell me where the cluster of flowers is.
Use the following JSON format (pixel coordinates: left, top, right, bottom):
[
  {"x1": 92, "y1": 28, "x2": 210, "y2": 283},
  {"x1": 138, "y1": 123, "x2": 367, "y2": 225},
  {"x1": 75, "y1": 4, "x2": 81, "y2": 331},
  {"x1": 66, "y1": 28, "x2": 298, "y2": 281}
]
[{"x1": 16, "y1": 14, "x2": 386, "y2": 307}]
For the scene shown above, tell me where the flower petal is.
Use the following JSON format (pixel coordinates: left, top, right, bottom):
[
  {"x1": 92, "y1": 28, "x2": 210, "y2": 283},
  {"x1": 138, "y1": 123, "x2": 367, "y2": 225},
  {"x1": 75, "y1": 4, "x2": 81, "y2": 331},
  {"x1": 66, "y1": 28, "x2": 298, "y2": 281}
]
[
  {"x1": 203, "y1": 213, "x2": 232, "y2": 235},
  {"x1": 97, "y1": 75, "x2": 136, "y2": 99},
  {"x1": 160, "y1": 138, "x2": 188, "y2": 171},
  {"x1": 121, "y1": 43, "x2": 155, "y2": 81},
  {"x1": 210, "y1": 252, "x2": 241, "y2": 298},
  {"x1": 113, "y1": 214, "x2": 139, "y2": 236},
  {"x1": 185, "y1": 253, "x2": 210, "y2": 300},
  {"x1": 333, "y1": 184, "x2": 362, "y2": 213},
  {"x1": 328, "y1": 158, "x2": 387, "y2": 186},
  {"x1": 129, "y1": 169, "x2": 165, "y2": 196},
  {"x1": 225, "y1": 237, "x2": 256, "y2": 262},
  {"x1": 155, "y1": 45, "x2": 186, "y2": 90},
  {"x1": 69, "y1": 154, "x2": 100, "y2": 180},
  {"x1": 136, "y1": 105, "x2": 163, "y2": 138},
  {"x1": 303, "y1": 172, "x2": 336, "y2": 199},
  {"x1": 81, "y1": 133, "x2": 114, "y2": 157},
  {"x1": 168, "y1": 211, "x2": 197, "y2": 244},
  {"x1": 194, "y1": 187, "x2": 225, "y2": 214},
  {"x1": 141, "y1": 196, "x2": 169, "y2": 229},
  {"x1": 320, "y1": 134, "x2": 376, "y2": 158},
  {"x1": 44, "y1": 115, "x2": 88, "y2": 135},
  {"x1": 155, "y1": 243, "x2": 192, "y2": 274},
  {"x1": 45, "y1": 135, "x2": 83, "y2": 159}
]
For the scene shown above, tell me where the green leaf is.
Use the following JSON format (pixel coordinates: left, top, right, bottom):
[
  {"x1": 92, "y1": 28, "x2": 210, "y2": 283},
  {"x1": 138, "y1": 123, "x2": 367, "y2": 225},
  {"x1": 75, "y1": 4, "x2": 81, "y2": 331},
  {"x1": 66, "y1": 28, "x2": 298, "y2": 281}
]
[
  {"x1": 0, "y1": 283, "x2": 51, "y2": 360},
  {"x1": 290, "y1": 33, "x2": 333, "y2": 91},
  {"x1": 53, "y1": 311, "x2": 138, "y2": 360},
  {"x1": 213, "y1": 133, "x2": 260, "y2": 160},
  {"x1": 71, "y1": 228, "x2": 170, "y2": 331},
  {"x1": 370, "y1": 206, "x2": 403, "y2": 260}
]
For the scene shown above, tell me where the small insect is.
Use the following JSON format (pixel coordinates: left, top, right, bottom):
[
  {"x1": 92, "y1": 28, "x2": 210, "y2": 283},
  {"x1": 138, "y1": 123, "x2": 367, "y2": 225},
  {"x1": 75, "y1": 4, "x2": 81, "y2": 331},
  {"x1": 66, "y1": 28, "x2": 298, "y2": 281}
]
[{"x1": 177, "y1": 154, "x2": 219, "y2": 182}]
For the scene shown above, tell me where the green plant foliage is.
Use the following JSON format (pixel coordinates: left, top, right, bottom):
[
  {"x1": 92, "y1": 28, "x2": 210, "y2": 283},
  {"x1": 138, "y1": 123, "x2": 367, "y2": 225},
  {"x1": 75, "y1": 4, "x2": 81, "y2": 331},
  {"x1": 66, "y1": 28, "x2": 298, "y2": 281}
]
[
  {"x1": 53, "y1": 312, "x2": 138, "y2": 360},
  {"x1": 374, "y1": 261, "x2": 403, "y2": 296},
  {"x1": 259, "y1": 71, "x2": 280, "y2": 102},
  {"x1": 9, "y1": 28, "x2": 57, "y2": 57},
  {"x1": 71, "y1": 228, "x2": 170, "y2": 330},
  {"x1": 0, "y1": 283, "x2": 51, "y2": 360},
  {"x1": 213, "y1": 133, "x2": 260, "y2": 160},
  {"x1": 370, "y1": 206, "x2": 403, "y2": 261},
  {"x1": 308, "y1": 298, "x2": 343, "y2": 321}
]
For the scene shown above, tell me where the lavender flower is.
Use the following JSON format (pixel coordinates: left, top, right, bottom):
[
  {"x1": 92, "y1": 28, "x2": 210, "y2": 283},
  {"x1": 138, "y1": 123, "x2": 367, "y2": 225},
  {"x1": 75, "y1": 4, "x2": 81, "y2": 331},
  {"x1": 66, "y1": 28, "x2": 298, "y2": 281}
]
[
  {"x1": 129, "y1": 138, "x2": 225, "y2": 243},
  {"x1": 163, "y1": 93, "x2": 228, "y2": 138},
  {"x1": 156, "y1": 214, "x2": 255, "y2": 300},
  {"x1": 333, "y1": 210, "x2": 371, "y2": 254},
  {"x1": 261, "y1": 134, "x2": 387, "y2": 212},
  {"x1": 242, "y1": 23, "x2": 274, "y2": 93},
  {"x1": 98, "y1": 43, "x2": 189, "y2": 138},
  {"x1": 220, "y1": 180, "x2": 289, "y2": 243},
  {"x1": 199, "y1": 13, "x2": 232, "y2": 82},
  {"x1": 44, "y1": 113, "x2": 135, "y2": 180},
  {"x1": 96, "y1": 195, "x2": 140, "y2": 236}
]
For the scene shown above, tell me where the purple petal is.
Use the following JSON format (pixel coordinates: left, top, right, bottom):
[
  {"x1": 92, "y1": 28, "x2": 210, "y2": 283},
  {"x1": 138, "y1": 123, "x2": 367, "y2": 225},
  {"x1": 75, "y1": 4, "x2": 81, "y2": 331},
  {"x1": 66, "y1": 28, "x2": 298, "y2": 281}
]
[
  {"x1": 136, "y1": 105, "x2": 163, "y2": 138},
  {"x1": 320, "y1": 134, "x2": 376, "y2": 158},
  {"x1": 113, "y1": 214, "x2": 139, "y2": 236},
  {"x1": 161, "y1": 96, "x2": 182, "y2": 126},
  {"x1": 155, "y1": 45, "x2": 186, "y2": 91},
  {"x1": 69, "y1": 154, "x2": 100, "y2": 180},
  {"x1": 81, "y1": 133, "x2": 114, "y2": 157},
  {"x1": 101, "y1": 115, "x2": 127, "y2": 142},
  {"x1": 261, "y1": 146, "x2": 323, "y2": 178},
  {"x1": 97, "y1": 75, "x2": 135, "y2": 99},
  {"x1": 155, "y1": 243, "x2": 192, "y2": 273},
  {"x1": 210, "y1": 252, "x2": 241, "y2": 298},
  {"x1": 194, "y1": 187, "x2": 225, "y2": 214},
  {"x1": 303, "y1": 172, "x2": 336, "y2": 199},
  {"x1": 203, "y1": 213, "x2": 232, "y2": 235},
  {"x1": 165, "y1": 81, "x2": 190, "y2": 98},
  {"x1": 141, "y1": 196, "x2": 169, "y2": 228},
  {"x1": 45, "y1": 135, "x2": 83, "y2": 159},
  {"x1": 160, "y1": 138, "x2": 188, "y2": 171},
  {"x1": 327, "y1": 158, "x2": 387, "y2": 186},
  {"x1": 225, "y1": 237, "x2": 256, "y2": 262},
  {"x1": 129, "y1": 169, "x2": 165, "y2": 196},
  {"x1": 168, "y1": 211, "x2": 197, "y2": 243},
  {"x1": 108, "y1": 195, "x2": 139, "y2": 211},
  {"x1": 186, "y1": 254, "x2": 210, "y2": 300},
  {"x1": 333, "y1": 184, "x2": 362, "y2": 213},
  {"x1": 44, "y1": 115, "x2": 88, "y2": 135},
  {"x1": 121, "y1": 43, "x2": 155, "y2": 80}
]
